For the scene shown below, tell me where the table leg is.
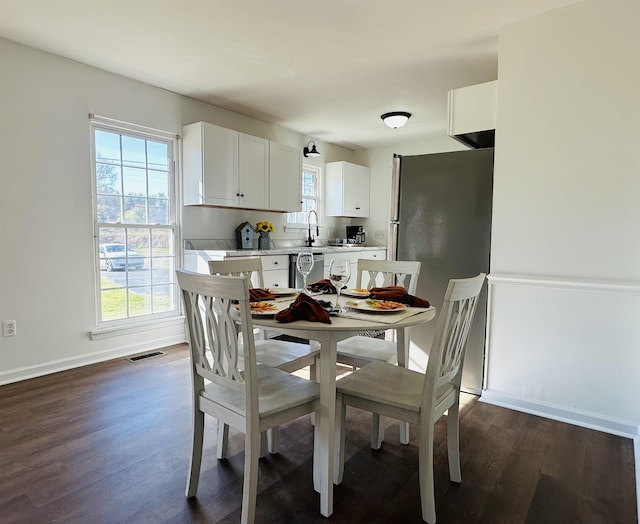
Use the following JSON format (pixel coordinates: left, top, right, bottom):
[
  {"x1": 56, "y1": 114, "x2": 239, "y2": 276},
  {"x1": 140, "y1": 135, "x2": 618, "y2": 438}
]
[
  {"x1": 313, "y1": 332, "x2": 337, "y2": 517},
  {"x1": 396, "y1": 327, "x2": 411, "y2": 445}
]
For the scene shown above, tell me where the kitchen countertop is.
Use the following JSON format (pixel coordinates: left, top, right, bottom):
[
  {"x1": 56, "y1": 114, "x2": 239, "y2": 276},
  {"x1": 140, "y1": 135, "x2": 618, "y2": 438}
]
[{"x1": 184, "y1": 245, "x2": 385, "y2": 257}]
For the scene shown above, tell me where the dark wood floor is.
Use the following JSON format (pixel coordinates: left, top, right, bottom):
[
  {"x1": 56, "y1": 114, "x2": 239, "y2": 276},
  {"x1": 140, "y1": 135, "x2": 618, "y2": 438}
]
[{"x1": 0, "y1": 344, "x2": 636, "y2": 524}]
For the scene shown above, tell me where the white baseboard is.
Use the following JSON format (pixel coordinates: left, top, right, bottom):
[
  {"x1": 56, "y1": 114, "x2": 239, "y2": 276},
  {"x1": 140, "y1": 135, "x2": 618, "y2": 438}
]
[
  {"x1": 0, "y1": 334, "x2": 186, "y2": 386},
  {"x1": 480, "y1": 389, "x2": 638, "y2": 439},
  {"x1": 635, "y1": 431, "x2": 640, "y2": 524}
]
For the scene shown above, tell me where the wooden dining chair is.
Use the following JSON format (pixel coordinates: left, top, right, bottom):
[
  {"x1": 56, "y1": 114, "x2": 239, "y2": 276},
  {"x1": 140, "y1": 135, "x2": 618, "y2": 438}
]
[
  {"x1": 335, "y1": 273, "x2": 486, "y2": 524},
  {"x1": 336, "y1": 259, "x2": 422, "y2": 445},
  {"x1": 208, "y1": 258, "x2": 319, "y2": 453},
  {"x1": 177, "y1": 269, "x2": 320, "y2": 524},
  {"x1": 336, "y1": 258, "x2": 422, "y2": 368}
]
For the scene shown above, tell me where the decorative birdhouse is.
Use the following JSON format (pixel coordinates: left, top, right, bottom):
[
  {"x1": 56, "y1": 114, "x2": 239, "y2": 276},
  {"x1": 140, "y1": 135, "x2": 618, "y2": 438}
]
[{"x1": 235, "y1": 222, "x2": 255, "y2": 250}]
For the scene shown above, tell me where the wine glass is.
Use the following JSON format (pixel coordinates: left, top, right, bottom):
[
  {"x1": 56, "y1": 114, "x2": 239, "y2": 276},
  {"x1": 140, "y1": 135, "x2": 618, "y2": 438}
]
[
  {"x1": 328, "y1": 258, "x2": 351, "y2": 312},
  {"x1": 296, "y1": 252, "x2": 315, "y2": 294}
]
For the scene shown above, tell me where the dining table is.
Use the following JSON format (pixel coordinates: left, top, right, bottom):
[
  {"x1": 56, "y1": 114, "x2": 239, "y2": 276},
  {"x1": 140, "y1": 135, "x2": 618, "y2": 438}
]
[{"x1": 252, "y1": 295, "x2": 436, "y2": 517}]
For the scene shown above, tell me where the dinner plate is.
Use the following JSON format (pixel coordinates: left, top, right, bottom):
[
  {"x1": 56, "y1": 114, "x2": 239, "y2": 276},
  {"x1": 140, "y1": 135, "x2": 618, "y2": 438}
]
[
  {"x1": 268, "y1": 287, "x2": 298, "y2": 296},
  {"x1": 346, "y1": 300, "x2": 407, "y2": 313},
  {"x1": 235, "y1": 301, "x2": 288, "y2": 317},
  {"x1": 342, "y1": 288, "x2": 371, "y2": 298}
]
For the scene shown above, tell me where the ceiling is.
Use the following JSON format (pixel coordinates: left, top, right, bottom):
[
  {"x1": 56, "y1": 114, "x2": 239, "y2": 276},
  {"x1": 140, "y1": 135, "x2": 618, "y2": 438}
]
[{"x1": 0, "y1": 0, "x2": 579, "y2": 150}]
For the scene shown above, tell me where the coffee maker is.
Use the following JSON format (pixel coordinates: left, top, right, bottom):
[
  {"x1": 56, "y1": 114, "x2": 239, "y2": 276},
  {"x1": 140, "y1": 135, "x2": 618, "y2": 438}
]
[{"x1": 346, "y1": 225, "x2": 366, "y2": 244}]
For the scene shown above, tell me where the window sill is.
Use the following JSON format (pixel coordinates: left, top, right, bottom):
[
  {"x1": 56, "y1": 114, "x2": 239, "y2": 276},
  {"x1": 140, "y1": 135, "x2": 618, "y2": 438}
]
[{"x1": 90, "y1": 315, "x2": 185, "y2": 340}]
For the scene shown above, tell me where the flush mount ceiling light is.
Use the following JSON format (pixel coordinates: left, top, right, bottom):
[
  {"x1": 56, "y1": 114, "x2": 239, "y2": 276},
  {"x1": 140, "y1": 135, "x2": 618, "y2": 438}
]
[
  {"x1": 303, "y1": 140, "x2": 321, "y2": 157},
  {"x1": 381, "y1": 111, "x2": 412, "y2": 129}
]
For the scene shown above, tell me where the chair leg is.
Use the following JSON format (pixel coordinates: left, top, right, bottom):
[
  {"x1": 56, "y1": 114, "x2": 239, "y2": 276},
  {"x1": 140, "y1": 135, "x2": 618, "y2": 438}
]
[
  {"x1": 313, "y1": 410, "x2": 320, "y2": 491},
  {"x1": 371, "y1": 413, "x2": 384, "y2": 450},
  {"x1": 309, "y1": 353, "x2": 320, "y2": 426},
  {"x1": 310, "y1": 355, "x2": 320, "y2": 382},
  {"x1": 216, "y1": 421, "x2": 229, "y2": 460},
  {"x1": 399, "y1": 421, "x2": 410, "y2": 445},
  {"x1": 418, "y1": 425, "x2": 437, "y2": 524},
  {"x1": 447, "y1": 400, "x2": 462, "y2": 483},
  {"x1": 186, "y1": 409, "x2": 205, "y2": 497},
  {"x1": 241, "y1": 427, "x2": 261, "y2": 524},
  {"x1": 260, "y1": 431, "x2": 268, "y2": 458},
  {"x1": 267, "y1": 427, "x2": 280, "y2": 454},
  {"x1": 334, "y1": 393, "x2": 347, "y2": 485}
]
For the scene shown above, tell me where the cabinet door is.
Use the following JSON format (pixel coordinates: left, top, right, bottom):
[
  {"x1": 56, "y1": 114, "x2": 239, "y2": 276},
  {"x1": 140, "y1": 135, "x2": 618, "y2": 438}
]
[
  {"x1": 324, "y1": 162, "x2": 344, "y2": 217},
  {"x1": 343, "y1": 163, "x2": 370, "y2": 217},
  {"x1": 182, "y1": 123, "x2": 205, "y2": 205},
  {"x1": 203, "y1": 123, "x2": 239, "y2": 207},
  {"x1": 269, "y1": 141, "x2": 302, "y2": 212},
  {"x1": 238, "y1": 133, "x2": 269, "y2": 209}
]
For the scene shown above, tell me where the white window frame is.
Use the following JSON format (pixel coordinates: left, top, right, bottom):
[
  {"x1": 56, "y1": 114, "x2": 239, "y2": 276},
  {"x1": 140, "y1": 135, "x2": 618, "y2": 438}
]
[
  {"x1": 89, "y1": 115, "x2": 182, "y2": 332},
  {"x1": 287, "y1": 164, "x2": 321, "y2": 226}
]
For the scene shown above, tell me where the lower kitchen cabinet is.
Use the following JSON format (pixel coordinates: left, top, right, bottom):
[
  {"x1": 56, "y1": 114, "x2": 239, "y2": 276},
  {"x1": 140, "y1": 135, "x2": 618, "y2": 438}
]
[{"x1": 260, "y1": 254, "x2": 290, "y2": 288}]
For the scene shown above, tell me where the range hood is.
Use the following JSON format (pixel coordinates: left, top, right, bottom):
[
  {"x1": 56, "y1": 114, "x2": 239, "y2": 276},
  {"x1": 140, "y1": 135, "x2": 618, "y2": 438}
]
[{"x1": 447, "y1": 80, "x2": 497, "y2": 149}]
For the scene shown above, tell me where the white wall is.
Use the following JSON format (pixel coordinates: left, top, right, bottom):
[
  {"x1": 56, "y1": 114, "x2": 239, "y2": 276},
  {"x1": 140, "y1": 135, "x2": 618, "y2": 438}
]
[
  {"x1": 484, "y1": 0, "x2": 640, "y2": 437},
  {"x1": 0, "y1": 38, "x2": 356, "y2": 383}
]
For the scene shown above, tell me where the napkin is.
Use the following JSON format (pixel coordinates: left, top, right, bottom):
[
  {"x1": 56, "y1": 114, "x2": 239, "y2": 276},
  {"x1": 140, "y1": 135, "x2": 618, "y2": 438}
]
[
  {"x1": 369, "y1": 286, "x2": 431, "y2": 308},
  {"x1": 275, "y1": 293, "x2": 331, "y2": 324},
  {"x1": 249, "y1": 288, "x2": 276, "y2": 302},
  {"x1": 306, "y1": 279, "x2": 337, "y2": 294}
]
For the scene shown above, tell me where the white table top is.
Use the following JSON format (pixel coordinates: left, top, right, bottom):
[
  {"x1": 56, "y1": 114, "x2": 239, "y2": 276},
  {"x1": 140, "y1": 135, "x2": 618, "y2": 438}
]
[{"x1": 252, "y1": 306, "x2": 436, "y2": 332}]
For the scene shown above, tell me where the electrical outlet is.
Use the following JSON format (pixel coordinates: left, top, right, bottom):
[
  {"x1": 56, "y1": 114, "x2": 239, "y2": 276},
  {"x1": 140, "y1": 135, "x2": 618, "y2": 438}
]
[
  {"x1": 3, "y1": 320, "x2": 16, "y2": 337},
  {"x1": 374, "y1": 230, "x2": 385, "y2": 240}
]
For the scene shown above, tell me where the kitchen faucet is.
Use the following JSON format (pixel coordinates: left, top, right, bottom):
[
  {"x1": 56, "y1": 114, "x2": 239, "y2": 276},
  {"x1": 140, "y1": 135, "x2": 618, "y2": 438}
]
[{"x1": 307, "y1": 210, "x2": 319, "y2": 247}]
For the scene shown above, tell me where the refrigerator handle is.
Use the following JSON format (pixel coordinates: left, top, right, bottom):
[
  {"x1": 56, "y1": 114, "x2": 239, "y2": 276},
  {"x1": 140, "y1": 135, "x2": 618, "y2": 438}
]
[
  {"x1": 388, "y1": 154, "x2": 401, "y2": 260},
  {"x1": 390, "y1": 154, "x2": 401, "y2": 223}
]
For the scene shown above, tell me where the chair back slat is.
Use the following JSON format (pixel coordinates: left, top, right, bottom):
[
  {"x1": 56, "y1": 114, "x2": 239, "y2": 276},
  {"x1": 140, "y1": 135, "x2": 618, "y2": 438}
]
[
  {"x1": 422, "y1": 274, "x2": 485, "y2": 409},
  {"x1": 208, "y1": 257, "x2": 265, "y2": 289},
  {"x1": 356, "y1": 259, "x2": 421, "y2": 293},
  {"x1": 177, "y1": 269, "x2": 258, "y2": 401}
]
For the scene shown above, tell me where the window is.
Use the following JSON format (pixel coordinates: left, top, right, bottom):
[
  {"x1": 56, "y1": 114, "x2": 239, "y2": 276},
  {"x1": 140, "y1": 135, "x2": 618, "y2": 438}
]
[
  {"x1": 287, "y1": 165, "x2": 320, "y2": 224},
  {"x1": 91, "y1": 117, "x2": 179, "y2": 326}
]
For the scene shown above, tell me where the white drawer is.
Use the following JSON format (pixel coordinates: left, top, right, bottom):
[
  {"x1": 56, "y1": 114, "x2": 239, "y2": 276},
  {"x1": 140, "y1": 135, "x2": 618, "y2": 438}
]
[
  {"x1": 260, "y1": 254, "x2": 289, "y2": 271},
  {"x1": 263, "y1": 269, "x2": 290, "y2": 289},
  {"x1": 360, "y1": 249, "x2": 386, "y2": 260}
]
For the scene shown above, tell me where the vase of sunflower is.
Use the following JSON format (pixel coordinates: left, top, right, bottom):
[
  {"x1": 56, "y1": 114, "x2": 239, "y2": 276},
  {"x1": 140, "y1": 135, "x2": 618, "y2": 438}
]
[{"x1": 256, "y1": 220, "x2": 274, "y2": 250}]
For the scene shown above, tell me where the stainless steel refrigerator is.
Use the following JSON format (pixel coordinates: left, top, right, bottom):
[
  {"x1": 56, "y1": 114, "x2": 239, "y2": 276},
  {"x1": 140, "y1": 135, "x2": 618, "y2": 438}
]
[{"x1": 390, "y1": 149, "x2": 493, "y2": 394}]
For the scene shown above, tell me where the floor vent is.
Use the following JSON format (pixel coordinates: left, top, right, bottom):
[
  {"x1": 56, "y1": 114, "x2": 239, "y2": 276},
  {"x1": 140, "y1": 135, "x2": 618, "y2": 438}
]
[{"x1": 127, "y1": 351, "x2": 165, "y2": 362}]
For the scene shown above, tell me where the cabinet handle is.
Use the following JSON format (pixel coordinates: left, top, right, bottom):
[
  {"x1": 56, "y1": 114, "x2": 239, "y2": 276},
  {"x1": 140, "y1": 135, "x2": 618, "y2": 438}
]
[
  {"x1": 355, "y1": 206, "x2": 360, "y2": 210},
  {"x1": 236, "y1": 193, "x2": 240, "y2": 196},
  {"x1": 273, "y1": 261, "x2": 278, "y2": 265}
]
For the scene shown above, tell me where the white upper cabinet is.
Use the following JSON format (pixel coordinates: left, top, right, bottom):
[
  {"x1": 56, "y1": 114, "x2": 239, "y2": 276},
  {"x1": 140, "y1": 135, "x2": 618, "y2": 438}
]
[
  {"x1": 325, "y1": 161, "x2": 370, "y2": 217},
  {"x1": 447, "y1": 80, "x2": 497, "y2": 149},
  {"x1": 182, "y1": 121, "x2": 299, "y2": 211},
  {"x1": 269, "y1": 141, "x2": 302, "y2": 212},
  {"x1": 238, "y1": 132, "x2": 269, "y2": 209},
  {"x1": 183, "y1": 122, "x2": 238, "y2": 207}
]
